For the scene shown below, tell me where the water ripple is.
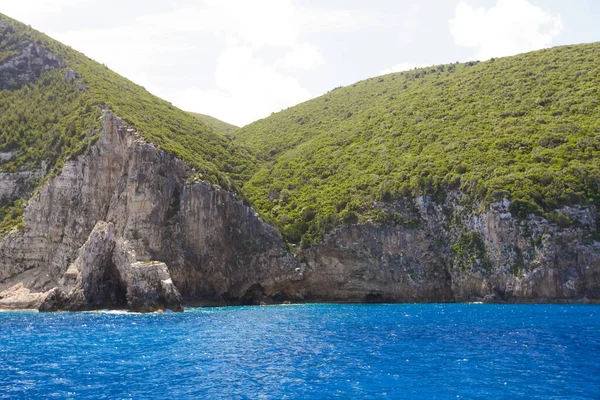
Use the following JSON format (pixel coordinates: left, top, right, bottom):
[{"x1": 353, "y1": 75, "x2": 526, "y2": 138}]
[{"x1": 0, "y1": 304, "x2": 599, "y2": 399}]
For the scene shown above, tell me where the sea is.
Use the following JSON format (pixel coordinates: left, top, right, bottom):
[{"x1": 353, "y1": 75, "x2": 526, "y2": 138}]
[{"x1": 1, "y1": 304, "x2": 599, "y2": 399}]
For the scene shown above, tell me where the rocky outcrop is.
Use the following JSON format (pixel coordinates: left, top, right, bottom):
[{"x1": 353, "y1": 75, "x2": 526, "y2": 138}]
[
  {"x1": 297, "y1": 195, "x2": 600, "y2": 303},
  {"x1": 125, "y1": 262, "x2": 183, "y2": 312},
  {"x1": 0, "y1": 43, "x2": 65, "y2": 90},
  {"x1": 301, "y1": 224, "x2": 453, "y2": 302},
  {"x1": 0, "y1": 169, "x2": 44, "y2": 200},
  {"x1": 0, "y1": 112, "x2": 302, "y2": 311},
  {"x1": 446, "y1": 200, "x2": 600, "y2": 302},
  {"x1": 39, "y1": 221, "x2": 183, "y2": 312},
  {"x1": 0, "y1": 267, "x2": 53, "y2": 309},
  {"x1": 65, "y1": 68, "x2": 86, "y2": 92},
  {"x1": 39, "y1": 221, "x2": 124, "y2": 311}
]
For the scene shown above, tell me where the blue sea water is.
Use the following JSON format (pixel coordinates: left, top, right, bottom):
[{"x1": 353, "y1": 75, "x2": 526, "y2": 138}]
[{"x1": 0, "y1": 304, "x2": 599, "y2": 399}]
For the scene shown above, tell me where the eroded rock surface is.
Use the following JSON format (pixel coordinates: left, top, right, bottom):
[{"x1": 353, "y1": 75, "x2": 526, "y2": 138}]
[
  {"x1": 0, "y1": 43, "x2": 65, "y2": 90},
  {"x1": 0, "y1": 112, "x2": 301, "y2": 311},
  {"x1": 0, "y1": 169, "x2": 44, "y2": 200},
  {"x1": 39, "y1": 221, "x2": 128, "y2": 311},
  {"x1": 301, "y1": 224, "x2": 453, "y2": 303},
  {"x1": 0, "y1": 267, "x2": 53, "y2": 309},
  {"x1": 125, "y1": 262, "x2": 183, "y2": 312},
  {"x1": 298, "y1": 195, "x2": 600, "y2": 303}
]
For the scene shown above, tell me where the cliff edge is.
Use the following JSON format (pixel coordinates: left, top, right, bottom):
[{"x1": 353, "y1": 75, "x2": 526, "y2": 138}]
[{"x1": 0, "y1": 112, "x2": 302, "y2": 311}]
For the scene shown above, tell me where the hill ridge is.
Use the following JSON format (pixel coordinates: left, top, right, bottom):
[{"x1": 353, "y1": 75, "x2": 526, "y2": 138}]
[
  {"x1": 234, "y1": 42, "x2": 600, "y2": 244},
  {"x1": 0, "y1": 12, "x2": 256, "y2": 183},
  {"x1": 0, "y1": 13, "x2": 257, "y2": 234}
]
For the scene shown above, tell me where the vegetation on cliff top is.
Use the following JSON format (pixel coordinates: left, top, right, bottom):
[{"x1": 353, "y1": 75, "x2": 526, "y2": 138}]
[
  {"x1": 0, "y1": 13, "x2": 260, "y2": 235},
  {"x1": 234, "y1": 43, "x2": 600, "y2": 245},
  {"x1": 0, "y1": 13, "x2": 256, "y2": 187}
]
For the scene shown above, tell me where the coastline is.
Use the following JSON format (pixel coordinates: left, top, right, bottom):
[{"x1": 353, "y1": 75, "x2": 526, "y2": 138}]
[{"x1": 2, "y1": 297, "x2": 599, "y2": 313}]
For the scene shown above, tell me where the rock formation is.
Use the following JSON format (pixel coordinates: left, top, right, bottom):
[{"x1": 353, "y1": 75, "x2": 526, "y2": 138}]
[
  {"x1": 38, "y1": 221, "x2": 182, "y2": 312},
  {"x1": 0, "y1": 112, "x2": 302, "y2": 311},
  {"x1": 0, "y1": 168, "x2": 43, "y2": 200},
  {"x1": 0, "y1": 43, "x2": 65, "y2": 90},
  {"x1": 301, "y1": 196, "x2": 600, "y2": 303},
  {"x1": 0, "y1": 17, "x2": 598, "y2": 312}
]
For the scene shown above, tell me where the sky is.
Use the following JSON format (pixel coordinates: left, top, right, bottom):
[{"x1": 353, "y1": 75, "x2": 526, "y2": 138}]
[{"x1": 2, "y1": 0, "x2": 599, "y2": 126}]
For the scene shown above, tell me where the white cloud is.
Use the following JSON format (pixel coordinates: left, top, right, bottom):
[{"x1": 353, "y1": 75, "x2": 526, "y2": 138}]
[
  {"x1": 449, "y1": 0, "x2": 563, "y2": 60},
  {"x1": 174, "y1": 41, "x2": 311, "y2": 126},
  {"x1": 378, "y1": 63, "x2": 429, "y2": 76},
  {"x1": 44, "y1": 0, "x2": 361, "y2": 126},
  {"x1": 274, "y1": 43, "x2": 324, "y2": 70},
  {"x1": 5, "y1": 1, "x2": 420, "y2": 126},
  {"x1": 2, "y1": 0, "x2": 93, "y2": 25},
  {"x1": 136, "y1": 1, "x2": 300, "y2": 49}
]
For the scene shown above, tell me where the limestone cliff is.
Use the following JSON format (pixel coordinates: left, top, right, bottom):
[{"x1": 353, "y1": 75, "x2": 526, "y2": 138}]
[
  {"x1": 300, "y1": 195, "x2": 600, "y2": 303},
  {"x1": 1, "y1": 16, "x2": 599, "y2": 311},
  {"x1": 0, "y1": 112, "x2": 302, "y2": 311}
]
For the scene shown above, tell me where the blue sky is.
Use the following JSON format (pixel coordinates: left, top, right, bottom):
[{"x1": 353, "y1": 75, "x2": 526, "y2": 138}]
[{"x1": 3, "y1": 0, "x2": 599, "y2": 126}]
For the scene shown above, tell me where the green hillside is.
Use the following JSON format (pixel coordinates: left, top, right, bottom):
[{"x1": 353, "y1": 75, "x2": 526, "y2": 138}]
[
  {"x1": 234, "y1": 43, "x2": 600, "y2": 245},
  {"x1": 0, "y1": 13, "x2": 257, "y2": 235},
  {"x1": 0, "y1": 14, "x2": 256, "y2": 185},
  {"x1": 188, "y1": 112, "x2": 238, "y2": 135}
]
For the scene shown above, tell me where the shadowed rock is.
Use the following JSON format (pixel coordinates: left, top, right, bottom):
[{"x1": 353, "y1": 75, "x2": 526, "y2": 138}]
[
  {"x1": 39, "y1": 221, "x2": 183, "y2": 312},
  {"x1": 126, "y1": 262, "x2": 183, "y2": 312}
]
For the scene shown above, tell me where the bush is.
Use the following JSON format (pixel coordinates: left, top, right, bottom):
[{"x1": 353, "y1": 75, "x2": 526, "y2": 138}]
[
  {"x1": 543, "y1": 212, "x2": 574, "y2": 228},
  {"x1": 509, "y1": 200, "x2": 542, "y2": 219}
]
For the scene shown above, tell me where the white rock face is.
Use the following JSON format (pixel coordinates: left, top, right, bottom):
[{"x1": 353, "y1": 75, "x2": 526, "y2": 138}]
[
  {"x1": 0, "y1": 170, "x2": 43, "y2": 200},
  {"x1": 0, "y1": 267, "x2": 53, "y2": 309},
  {"x1": 38, "y1": 221, "x2": 183, "y2": 312},
  {"x1": 125, "y1": 262, "x2": 183, "y2": 312},
  {"x1": 0, "y1": 112, "x2": 300, "y2": 311},
  {"x1": 302, "y1": 196, "x2": 600, "y2": 303}
]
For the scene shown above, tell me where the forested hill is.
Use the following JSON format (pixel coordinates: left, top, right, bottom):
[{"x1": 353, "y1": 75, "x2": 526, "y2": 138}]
[
  {"x1": 2, "y1": 9, "x2": 599, "y2": 248},
  {"x1": 234, "y1": 43, "x2": 600, "y2": 245},
  {"x1": 0, "y1": 13, "x2": 256, "y2": 186},
  {"x1": 0, "y1": 13, "x2": 258, "y2": 234}
]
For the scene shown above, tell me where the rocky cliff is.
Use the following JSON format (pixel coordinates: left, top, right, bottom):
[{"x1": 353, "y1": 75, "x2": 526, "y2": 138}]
[
  {"x1": 1, "y1": 111, "x2": 598, "y2": 310},
  {"x1": 301, "y1": 196, "x2": 600, "y2": 303},
  {"x1": 0, "y1": 112, "x2": 302, "y2": 311},
  {"x1": 1, "y1": 16, "x2": 597, "y2": 311}
]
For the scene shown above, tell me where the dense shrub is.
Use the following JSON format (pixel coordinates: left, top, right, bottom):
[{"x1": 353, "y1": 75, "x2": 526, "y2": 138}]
[{"x1": 235, "y1": 43, "x2": 600, "y2": 243}]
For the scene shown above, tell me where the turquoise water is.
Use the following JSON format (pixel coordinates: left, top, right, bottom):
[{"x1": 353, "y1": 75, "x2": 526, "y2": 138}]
[{"x1": 0, "y1": 304, "x2": 599, "y2": 399}]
